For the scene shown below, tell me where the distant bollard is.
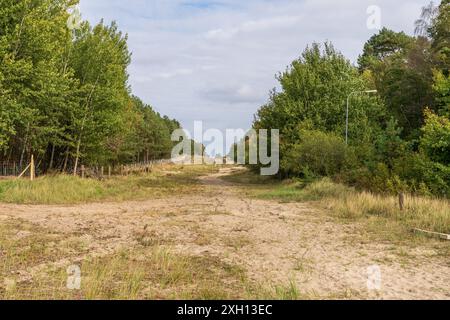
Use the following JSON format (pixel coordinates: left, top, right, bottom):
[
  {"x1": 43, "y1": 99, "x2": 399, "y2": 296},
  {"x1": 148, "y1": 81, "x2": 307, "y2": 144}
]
[{"x1": 367, "y1": 265, "x2": 382, "y2": 291}]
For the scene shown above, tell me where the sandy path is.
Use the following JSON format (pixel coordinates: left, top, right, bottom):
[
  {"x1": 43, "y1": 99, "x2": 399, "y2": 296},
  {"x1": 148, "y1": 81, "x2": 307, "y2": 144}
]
[{"x1": 1, "y1": 167, "x2": 449, "y2": 299}]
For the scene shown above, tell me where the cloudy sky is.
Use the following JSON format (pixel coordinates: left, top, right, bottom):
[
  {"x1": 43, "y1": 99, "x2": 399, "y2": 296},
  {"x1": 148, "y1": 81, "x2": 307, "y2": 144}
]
[{"x1": 79, "y1": 0, "x2": 430, "y2": 150}]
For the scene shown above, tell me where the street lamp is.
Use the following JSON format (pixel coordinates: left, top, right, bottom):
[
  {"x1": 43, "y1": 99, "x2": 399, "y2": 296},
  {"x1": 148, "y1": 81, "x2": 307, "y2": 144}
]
[{"x1": 346, "y1": 90, "x2": 378, "y2": 144}]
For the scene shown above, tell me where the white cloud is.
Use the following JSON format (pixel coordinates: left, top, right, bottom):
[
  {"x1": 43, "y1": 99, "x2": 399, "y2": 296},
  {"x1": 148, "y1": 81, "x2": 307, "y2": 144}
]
[
  {"x1": 202, "y1": 84, "x2": 264, "y2": 104},
  {"x1": 157, "y1": 68, "x2": 194, "y2": 79},
  {"x1": 79, "y1": 0, "x2": 431, "y2": 149},
  {"x1": 205, "y1": 15, "x2": 302, "y2": 40}
]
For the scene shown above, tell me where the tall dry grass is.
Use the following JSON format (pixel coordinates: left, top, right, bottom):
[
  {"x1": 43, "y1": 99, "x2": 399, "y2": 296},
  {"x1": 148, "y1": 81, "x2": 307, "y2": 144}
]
[
  {"x1": 258, "y1": 178, "x2": 450, "y2": 234},
  {"x1": 327, "y1": 191, "x2": 450, "y2": 234}
]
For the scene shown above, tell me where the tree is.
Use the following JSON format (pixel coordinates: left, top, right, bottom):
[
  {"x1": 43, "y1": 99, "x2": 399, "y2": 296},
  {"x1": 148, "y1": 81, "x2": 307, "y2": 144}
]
[
  {"x1": 359, "y1": 28, "x2": 435, "y2": 138},
  {"x1": 254, "y1": 42, "x2": 386, "y2": 176},
  {"x1": 0, "y1": 1, "x2": 180, "y2": 172},
  {"x1": 415, "y1": 1, "x2": 440, "y2": 37},
  {"x1": 358, "y1": 28, "x2": 414, "y2": 72},
  {"x1": 0, "y1": 0, "x2": 78, "y2": 168},
  {"x1": 69, "y1": 20, "x2": 131, "y2": 173},
  {"x1": 429, "y1": 0, "x2": 450, "y2": 72}
]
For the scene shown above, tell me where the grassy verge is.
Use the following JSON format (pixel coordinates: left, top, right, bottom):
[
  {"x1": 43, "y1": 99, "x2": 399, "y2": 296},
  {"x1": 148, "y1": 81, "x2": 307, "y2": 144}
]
[
  {"x1": 221, "y1": 169, "x2": 275, "y2": 185},
  {"x1": 0, "y1": 165, "x2": 218, "y2": 205},
  {"x1": 227, "y1": 171, "x2": 450, "y2": 235},
  {"x1": 1, "y1": 247, "x2": 249, "y2": 300}
]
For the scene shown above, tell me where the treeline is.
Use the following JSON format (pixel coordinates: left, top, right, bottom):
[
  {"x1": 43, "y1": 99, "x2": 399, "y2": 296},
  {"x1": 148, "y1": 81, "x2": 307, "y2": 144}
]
[
  {"x1": 0, "y1": 0, "x2": 180, "y2": 174},
  {"x1": 253, "y1": 1, "x2": 450, "y2": 197}
]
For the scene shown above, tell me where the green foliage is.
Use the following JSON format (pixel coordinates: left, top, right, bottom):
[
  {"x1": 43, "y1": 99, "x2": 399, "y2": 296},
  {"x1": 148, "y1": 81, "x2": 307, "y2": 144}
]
[
  {"x1": 358, "y1": 27, "x2": 414, "y2": 72},
  {"x1": 0, "y1": 0, "x2": 179, "y2": 171},
  {"x1": 420, "y1": 110, "x2": 450, "y2": 165},
  {"x1": 430, "y1": 0, "x2": 450, "y2": 71},
  {"x1": 360, "y1": 30, "x2": 434, "y2": 138},
  {"x1": 393, "y1": 152, "x2": 450, "y2": 197},
  {"x1": 255, "y1": 43, "x2": 384, "y2": 136},
  {"x1": 374, "y1": 118, "x2": 407, "y2": 167},
  {"x1": 433, "y1": 70, "x2": 450, "y2": 115},
  {"x1": 283, "y1": 130, "x2": 354, "y2": 178}
]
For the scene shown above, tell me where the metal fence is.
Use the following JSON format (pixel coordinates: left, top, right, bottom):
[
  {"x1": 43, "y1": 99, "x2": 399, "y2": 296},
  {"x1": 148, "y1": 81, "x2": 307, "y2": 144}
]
[
  {"x1": 0, "y1": 159, "x2": 174, "y2": 179},
  {"x1": 0, "y1": 162, "x2": 20, "y2": 177},
  {"x1": 0, "y1": 161, "x2": 44, "y2": 178}
]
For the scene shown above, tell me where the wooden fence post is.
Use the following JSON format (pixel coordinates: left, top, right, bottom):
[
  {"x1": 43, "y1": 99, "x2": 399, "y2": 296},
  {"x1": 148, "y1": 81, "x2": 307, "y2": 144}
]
[
  {"x1": 30, "y1": 155, "x2": 35, "y2": 181},
  {"x1": 108, "y1": 166, "x2": 111, "y2": 178},
  {"x1": 399, "y1": 193, "x2": 405, "y2": 211}
]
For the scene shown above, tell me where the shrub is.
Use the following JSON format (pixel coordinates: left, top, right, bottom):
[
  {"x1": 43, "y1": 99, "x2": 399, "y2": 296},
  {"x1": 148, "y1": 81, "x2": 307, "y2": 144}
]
[
  {"x1": 393, "y1": 153, "x2": 450, "y2": 197},
  {"x1": 282, "y1": 130, "x2": 355, "y2": 177},
  {"x1": 420, "y1": 110, "x2": 450, "y2": 165}
]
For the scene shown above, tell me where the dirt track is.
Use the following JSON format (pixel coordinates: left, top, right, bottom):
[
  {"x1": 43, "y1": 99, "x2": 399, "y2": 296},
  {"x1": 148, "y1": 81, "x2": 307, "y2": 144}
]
[{"x1": 1, "y1": 167, "x2": 449, "y2": 299}]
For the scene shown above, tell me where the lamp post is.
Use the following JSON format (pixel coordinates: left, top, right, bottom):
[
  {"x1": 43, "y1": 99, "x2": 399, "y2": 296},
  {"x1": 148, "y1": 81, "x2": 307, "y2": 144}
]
[{"x1": 346, "y1": 90, "x2": 378, "y2": 145}]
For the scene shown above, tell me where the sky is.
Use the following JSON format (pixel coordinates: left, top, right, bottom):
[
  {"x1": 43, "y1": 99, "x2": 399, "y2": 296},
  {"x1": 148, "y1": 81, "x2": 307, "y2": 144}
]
[{"x1": 79, "y1": 0, "x2": 431, "y2": 152}]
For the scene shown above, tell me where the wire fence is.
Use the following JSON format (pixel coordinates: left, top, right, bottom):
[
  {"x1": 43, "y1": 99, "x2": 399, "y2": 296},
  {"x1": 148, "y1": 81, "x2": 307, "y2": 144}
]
[
  {"x1": 0, "y1": 162, "x2": 18, "y2": 177},
  {"x1": 0, "y1": 162, "x2": 41, "y2": 178},
  {"x1": 0, "y1": 159, "x2": 173, "y2": 179}
]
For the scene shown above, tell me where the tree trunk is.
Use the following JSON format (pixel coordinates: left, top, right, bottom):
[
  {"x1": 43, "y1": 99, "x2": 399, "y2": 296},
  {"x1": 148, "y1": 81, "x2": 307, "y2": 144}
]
[
  {"x1": 19, "y1": 143, "x2": 26, "y2": 170},
  {"x1": 73, "y1": 137, "x2": 82, "y2": 176},
  {"x1": 63, "y1": 147, "x2": 70, "y2": 172},
  {"x1": 73, "y1": 77, "x2": 100, "y2": 176},
  {"x1": 49, "y1": 144, "x2": 55, "y2": 170}
]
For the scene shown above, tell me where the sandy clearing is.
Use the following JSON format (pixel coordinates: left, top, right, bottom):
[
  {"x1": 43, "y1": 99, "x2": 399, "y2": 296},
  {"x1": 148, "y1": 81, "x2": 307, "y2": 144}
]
[{"x1": 0, "y1": 167, "x2": 449, "y2": 299}]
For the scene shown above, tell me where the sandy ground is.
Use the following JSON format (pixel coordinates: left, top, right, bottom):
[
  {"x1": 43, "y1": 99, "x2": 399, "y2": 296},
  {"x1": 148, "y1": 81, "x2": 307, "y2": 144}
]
[{"x1": 0, "y1": 167, "x2": 449, "y2": 299}]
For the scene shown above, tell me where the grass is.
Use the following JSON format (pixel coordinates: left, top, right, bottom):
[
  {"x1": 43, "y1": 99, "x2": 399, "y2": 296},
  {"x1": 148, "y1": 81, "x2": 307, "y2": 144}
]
[
  {"x1": 0, "y1": 219, "x2": 87, "y2": 277},
  {"x1": 259, "y1": 178, "x2": 350, "y2": 202},
  {"x1": 0, "y1": 221, "x2": 306, "y2": 300},
  {"x1": 325, "y1": 190, "x2": 450, "y2": 234},
  {"x1": 1, "y1": 246, "x2": 250, "y2": 300},
  {"x1": 221, "y1": 169, "x2": 275, "y2": 185},
  {"x1": 0, "y1": 214, "x2": 312, "y2": 300},
  {"x1": 0, "y1": 212, "x2": 250, "y2": 300},
  {"x1": 226, "y1": 171, "x2": 450, "y2": 235},
  {"x1": 0, "y1": 165, "x2": 218, "y2": 205}
]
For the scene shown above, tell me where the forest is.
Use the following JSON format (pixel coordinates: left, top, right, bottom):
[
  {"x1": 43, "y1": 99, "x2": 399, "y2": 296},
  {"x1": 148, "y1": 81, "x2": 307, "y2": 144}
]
[
  {"x1": 0, "y1": 0, "x2": 181, "y2": 174},
  {"x1": 253, "y1": 0, "x2": 450, "y2": 198}
]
